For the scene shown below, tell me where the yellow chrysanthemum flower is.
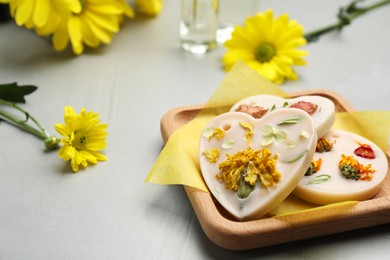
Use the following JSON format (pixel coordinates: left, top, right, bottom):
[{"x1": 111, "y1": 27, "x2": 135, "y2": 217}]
[
  {"x1": 222, "y1": 9, "x2": 308, "y2": 84},
  {"x1": 0, "y1": 0, "x2": 81, "y2": 29},
  {"x1": 135, "y1": 0, "x2": 163, "y2": 16},
  {"x1": 51, "y1": 0, "x2": 134, "y2": 54},
  {"x1": 55, "y1": 106, "x2": 108, "y2": 172},
  {"x1": 217, "y1": 147, "x2": 280, "y2": 191}
]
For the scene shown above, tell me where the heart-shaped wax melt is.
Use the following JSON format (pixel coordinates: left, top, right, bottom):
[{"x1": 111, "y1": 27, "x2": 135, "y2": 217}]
[
  {"x1": 230, "y1": 95, "x2": 335, "y2": 138},
  {"x1": 293, "y1": 129, "x2": 388, "y2": 205},
  {"x1": 199, "y1": 108, "x2": 317, "y2": 220}
]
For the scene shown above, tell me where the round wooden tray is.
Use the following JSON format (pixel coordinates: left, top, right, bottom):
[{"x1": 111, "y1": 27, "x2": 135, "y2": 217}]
[{"x1": 160, "y1": 89, "x2": 390, "y2": 250}]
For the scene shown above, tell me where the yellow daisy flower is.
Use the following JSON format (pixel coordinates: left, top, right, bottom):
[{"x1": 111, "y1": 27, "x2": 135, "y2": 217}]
[
  {"x1": 135, "y1": 0, "x2": 163, "y2": 16},
  {"x1": 222, "y1": 9, "x2": 308, "y2": 84},
  {"x1": 0, "y1": 0, "x2": 81, "y2": 29},
  {"x1": 2, "y1": 0, "x2": 134, "y2": 54},
  {"x1": 51, "y1": 0, "x2": 134, "y2": 54},
  {"x1": 55, "y1": 106, "x2": 108, "y2": 172}
]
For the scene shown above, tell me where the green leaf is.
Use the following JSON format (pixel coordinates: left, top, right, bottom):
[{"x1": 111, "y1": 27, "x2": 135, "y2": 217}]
[
  {"x1": 222, "y1": 140, "x2": 235, "y2": 149},
  {"x1": 340, "y1": 164, "x2": 360, "y2": 180},
  {"x1": 277, "y1": 117, "x2": 300, "y2": 125},
  {"x1": 283, "y1": 149, "x2": 308, "y2": 163},
  {"x1": 202, "y1": 127, "x2": 214, "y2": 138},
  {"x1": 286, "y1": 140, "x2": 296, "y2": 148},
  {"x1": 261, "y1": 125, "x2": 273, "y2": 136},
  {"x1": 0, "y1": 82, "x2": 38, "y2": 103},
  {"x1": 305, "y1": 163, "x2": 316, "y2": 176},
  {"x1": 274, "y1": 128, "x2": 287, "y2": 143},
  {"x1": 306, "y1": 174, "x2": 331, "y2": 185},
  {"x1": 237, "y1": 174, "x2": 255, "y2": 199},
  {"x1": 261, "y1": 135, "x2": 275, "y2": 146}
]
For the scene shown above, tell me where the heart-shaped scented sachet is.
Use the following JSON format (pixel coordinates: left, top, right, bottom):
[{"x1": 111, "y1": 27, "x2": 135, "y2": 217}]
[
  {"x1": 293, "y1": 129, "x2": 389, "y2": 205},
  {"x1": 230, "y1": 95, "x2": 335, "y2": 138},
  {"x1": 199, "y1": 108, "x2": 317, "y2": 220}
]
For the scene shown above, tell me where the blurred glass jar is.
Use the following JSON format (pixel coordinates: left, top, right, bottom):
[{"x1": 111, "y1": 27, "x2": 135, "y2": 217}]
[
  {"x1": 180, "y1": 0, "x2": 218, "y2": 54},
  {"x1": 217, "y1": 0, "x2": 260, "y2": 43}
]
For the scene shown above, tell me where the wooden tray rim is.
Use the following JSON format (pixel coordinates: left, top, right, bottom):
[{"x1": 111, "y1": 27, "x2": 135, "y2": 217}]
[{"x1": 160, "y1": 89, "x2": 390, "y2": 250}]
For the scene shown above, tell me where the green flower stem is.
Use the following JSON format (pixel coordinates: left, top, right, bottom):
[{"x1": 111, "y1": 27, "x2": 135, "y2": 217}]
[
  {"x1": 304, "y1": 0, "x2": 390, "y2": 43},
  {"x1": 0, "y1": 99, "x2": 60, "y2": 149}
]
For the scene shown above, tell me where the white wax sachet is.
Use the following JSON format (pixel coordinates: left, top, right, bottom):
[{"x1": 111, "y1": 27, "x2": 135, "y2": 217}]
[
  {"x1": 230, "y1": 95, "x2": 335, "y2": 138},
  {"x1": 199, "y1": 109, "x2": 317, "y2": 220},
  {"x1": 293, "y1": 129, "x2": 388, "y2": 205}
]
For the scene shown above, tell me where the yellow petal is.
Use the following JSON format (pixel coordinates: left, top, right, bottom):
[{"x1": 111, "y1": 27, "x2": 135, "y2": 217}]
[
  {"x1": 68, "y1": 17, "x2": 82, "y2": 43},
  {"x1": 67, "y1": 0, "x2": 81, "y2": 13},
  {"x1": 9, "y1": 0, "x2": 18, "y2": 16},
  {"x1": 285, "y1": 70, "x2": 299, "y2": 81},
  {"x1": 67, "y1": 17, "x2": 84, "y2": 54},
  {"x1": 244, "y1": 16, "x2": 266, "y2": 45},
  {"x1": 24, "y1": 16, "x2": 34, "y2": 29},
  {"x1": 293, "y1": 58, "x2": 307, "y2": 66},
  {"x1": 71, "y1": 159, "x2": 80, "y2": 172},
  {"x1": 86, "y1": 0, "x2": 109, "y2": 4},
  {"x1": 222, "y1": 49, "x2": 254, "y2": 68},
  {"x1": 272, "y1": 57, "x2": 292, "y2": 76},
  {"x1": 53, "y1": 22, "x2": 69, "y2": 51},
  {"x1": 118, "y1": 0, "x2": 135, "y2": 18},
  {"x1": 89, "y1": 151, "x2": 107, "y2": 161},
  {"x1": 272, "y1": 14, "x2": 290, "y2": 45},
  {"x1": 86, "y1": 142, "x2": 106, "y2": 151},
  {"x1": 136, "y1": 0, "x2": 162, "y2": 16},
  {"x1": 262, "y1": 9, "x2": 275, "y2": 41},
  {"x1": 64, "y1": 106, "x2": 78, "y2": 129},
  {"x1": 85, "y1": 10, "x2": 119, "y2": 33},
  {"x1": 84, "y1": 14, "x2": 113, "y2": 44},
  {"x1": 258, "y1": 62, "x2": 277, "y2": 82},
  {"x1": 58, "y1": 145, "x2": 68, "y2": 160},
  {"x1": 33, "y1": 0, "x2": 50, "y2": 27},
  {"x1": 88, "y1": 4, "x2": 123, "y2": 15},
  {"x1": 15, "y1": 0, "x2": 33, "y2": 26},
  {"x1": 82, "y1": 151, "x2": 98, "y2": 164},
  {"x1": 227, "y1": 26, "x2": 257, "y2": 49},
  {"x1": 79, "y1": 16, "x2": 101, "y2": 47},
  {"x1": 59, "y1": 145, "x2": 75, "y2": 161},
  {"x1": 278, "y1": 49, "x2": 308, "y2": 60},
  {"x1": 55, "y1": 123, "x2": 69, "y2": 137}
]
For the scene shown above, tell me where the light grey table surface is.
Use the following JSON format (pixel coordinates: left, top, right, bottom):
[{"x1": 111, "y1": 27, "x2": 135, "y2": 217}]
[{"x1": 1, "y1": 0, "x2": 390, "y2": 259}]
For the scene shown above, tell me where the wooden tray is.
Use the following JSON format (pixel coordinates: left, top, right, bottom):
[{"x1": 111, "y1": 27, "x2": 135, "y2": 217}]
[{"x1": 160, "y1": 89, "x2": 390, "y2": 250}]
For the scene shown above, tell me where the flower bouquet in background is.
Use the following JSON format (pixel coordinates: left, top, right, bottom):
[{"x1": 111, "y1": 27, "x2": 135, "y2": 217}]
[{"x1": 0, "y1": 0, "x2": 163, "y2": 54}]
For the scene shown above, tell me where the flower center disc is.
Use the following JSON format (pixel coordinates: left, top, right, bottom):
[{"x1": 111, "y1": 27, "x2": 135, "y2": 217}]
[
  {"x1": 80, "y1": 0, "x2": 86, "y2": 7},
  {"x1": 254, "y1": 43, "x2": 276, "y2": 63},
  {"x1": 73, "y1": 132, "x2": 87, "y2": 150}
]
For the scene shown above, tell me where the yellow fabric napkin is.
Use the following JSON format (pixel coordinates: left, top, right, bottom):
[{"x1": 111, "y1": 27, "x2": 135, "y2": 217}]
[{"x1": 145, "y1": 62, "x2": 390, "y2": 216}]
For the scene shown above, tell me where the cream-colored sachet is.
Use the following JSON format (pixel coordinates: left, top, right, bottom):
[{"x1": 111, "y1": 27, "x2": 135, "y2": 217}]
[{"x1": 145, "y1": 62, "x2": 288, "y2": 191}]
